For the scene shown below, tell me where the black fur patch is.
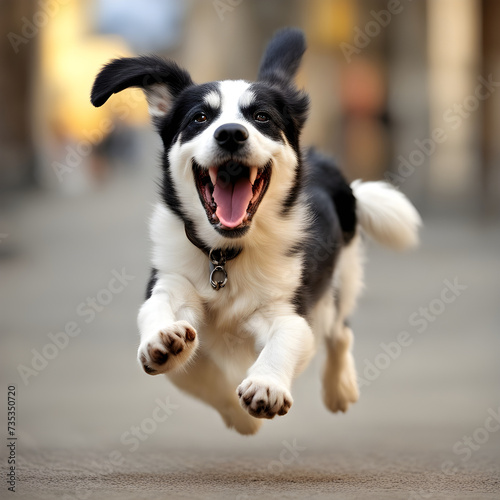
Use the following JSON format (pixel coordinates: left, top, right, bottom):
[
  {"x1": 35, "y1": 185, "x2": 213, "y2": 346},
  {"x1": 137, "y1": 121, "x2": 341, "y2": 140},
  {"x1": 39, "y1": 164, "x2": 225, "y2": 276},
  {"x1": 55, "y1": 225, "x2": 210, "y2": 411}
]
[
  {"x1": 243, "y1": 83, "x2": 309, "y2": 152},
  {"x1": 291, "y1": 149, "x2": 357, "y2": 316},
  {"x1": 159, "y1": 149, "x2": 187, "y2": 223},
  {"x1": 306, "y1": 148, "x2": 357, "y2": 244},
  {"x1": 145, "y1": 268, "x2": 158, "y2": 300},
  {"x1": 167, "y1": 83, "x2": 222, "y2": 145},
  {"x1": 280, "y1": 160, "x2": 303, "y2": 216}
]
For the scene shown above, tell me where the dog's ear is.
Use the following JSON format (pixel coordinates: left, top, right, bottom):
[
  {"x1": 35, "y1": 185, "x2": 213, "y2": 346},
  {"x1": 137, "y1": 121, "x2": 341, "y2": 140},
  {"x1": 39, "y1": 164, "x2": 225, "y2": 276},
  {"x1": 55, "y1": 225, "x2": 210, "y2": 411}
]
[
  {"x1": 257, "y1": 28, "x2": 306, "y2": 84},
  {"x1": 90, "y1": 56, "x2": 193, "y2": 118}
]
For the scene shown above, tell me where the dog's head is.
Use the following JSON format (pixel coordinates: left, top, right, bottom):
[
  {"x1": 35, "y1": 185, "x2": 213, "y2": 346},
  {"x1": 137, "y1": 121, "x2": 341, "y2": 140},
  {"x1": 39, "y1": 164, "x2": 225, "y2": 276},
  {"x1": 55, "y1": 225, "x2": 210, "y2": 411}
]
[{"x1": 91, "y1": 28, "x2": 309, "y2": 244}]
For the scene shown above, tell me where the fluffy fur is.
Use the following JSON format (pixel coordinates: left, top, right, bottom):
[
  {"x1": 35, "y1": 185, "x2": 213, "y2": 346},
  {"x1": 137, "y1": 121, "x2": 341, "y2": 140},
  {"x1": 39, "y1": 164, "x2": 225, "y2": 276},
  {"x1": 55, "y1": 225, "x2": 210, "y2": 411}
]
[{"x1": 91, "y1": 28, "x2": 421, "y2": 435}]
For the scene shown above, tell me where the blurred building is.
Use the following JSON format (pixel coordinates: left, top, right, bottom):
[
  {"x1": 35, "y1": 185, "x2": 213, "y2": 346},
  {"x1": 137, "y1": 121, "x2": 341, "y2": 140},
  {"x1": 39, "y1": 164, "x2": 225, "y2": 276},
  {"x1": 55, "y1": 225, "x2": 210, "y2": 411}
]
[{"x1": 1, "y1": 0, "x2": 498, "y2": 216}]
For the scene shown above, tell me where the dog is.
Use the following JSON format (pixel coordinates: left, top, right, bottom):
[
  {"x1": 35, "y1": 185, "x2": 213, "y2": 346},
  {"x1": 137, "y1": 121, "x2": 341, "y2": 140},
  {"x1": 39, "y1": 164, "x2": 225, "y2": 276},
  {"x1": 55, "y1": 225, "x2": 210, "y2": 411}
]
[{"x1": 91, "y1": 28, "x2": 421, "y2": 435}]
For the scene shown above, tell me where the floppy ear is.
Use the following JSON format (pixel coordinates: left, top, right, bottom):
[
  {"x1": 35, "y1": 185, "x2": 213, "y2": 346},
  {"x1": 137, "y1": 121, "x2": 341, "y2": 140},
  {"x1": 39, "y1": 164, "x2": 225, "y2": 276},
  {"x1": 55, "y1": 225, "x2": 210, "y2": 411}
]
[
  {"x1": 90, "y1": 56, "x2": 193, "y2": 118},
  {"x1": 257, "y1": 28, "x2": 306, "y2": 84}
]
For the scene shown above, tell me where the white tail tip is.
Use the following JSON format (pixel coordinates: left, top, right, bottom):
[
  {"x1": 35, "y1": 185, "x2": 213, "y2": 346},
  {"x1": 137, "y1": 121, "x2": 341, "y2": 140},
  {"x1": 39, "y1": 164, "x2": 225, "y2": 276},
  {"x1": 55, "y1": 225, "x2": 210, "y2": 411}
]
[{"x1": 351, "y1": 180, "x2": 422, "y2": 251}]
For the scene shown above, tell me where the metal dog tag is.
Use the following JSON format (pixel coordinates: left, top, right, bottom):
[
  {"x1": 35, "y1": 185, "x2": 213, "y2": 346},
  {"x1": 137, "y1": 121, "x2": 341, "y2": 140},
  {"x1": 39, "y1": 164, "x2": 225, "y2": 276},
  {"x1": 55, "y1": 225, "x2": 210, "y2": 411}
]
[
  {"x1": 209, "y1": 263, "x2": 227, "y2": 290},
  {"x1": 209, "y1": 249, "x2": 228, "y2": 291}
]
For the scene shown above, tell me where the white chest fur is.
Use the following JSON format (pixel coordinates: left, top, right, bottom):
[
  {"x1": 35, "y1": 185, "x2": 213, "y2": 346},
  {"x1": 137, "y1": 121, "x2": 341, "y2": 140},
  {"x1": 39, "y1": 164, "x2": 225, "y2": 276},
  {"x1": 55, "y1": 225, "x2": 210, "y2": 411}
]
[{"x1": 149, "y1": 202, "x2": 306, "y2": 380}]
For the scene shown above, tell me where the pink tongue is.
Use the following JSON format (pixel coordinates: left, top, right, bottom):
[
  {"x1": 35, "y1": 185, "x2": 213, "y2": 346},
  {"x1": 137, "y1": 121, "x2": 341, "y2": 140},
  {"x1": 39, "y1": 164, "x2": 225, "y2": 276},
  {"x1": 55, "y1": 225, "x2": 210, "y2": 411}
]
[{"x1": 213, "y1": 176, "x2": 253, "y2": 228}]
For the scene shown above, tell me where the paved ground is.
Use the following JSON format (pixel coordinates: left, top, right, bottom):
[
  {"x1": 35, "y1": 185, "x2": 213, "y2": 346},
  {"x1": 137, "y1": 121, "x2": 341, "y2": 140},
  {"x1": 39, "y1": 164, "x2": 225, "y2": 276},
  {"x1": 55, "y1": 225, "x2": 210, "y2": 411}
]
[{"x1": 1, "y1": 132, "x2": 499, "y2": 499}]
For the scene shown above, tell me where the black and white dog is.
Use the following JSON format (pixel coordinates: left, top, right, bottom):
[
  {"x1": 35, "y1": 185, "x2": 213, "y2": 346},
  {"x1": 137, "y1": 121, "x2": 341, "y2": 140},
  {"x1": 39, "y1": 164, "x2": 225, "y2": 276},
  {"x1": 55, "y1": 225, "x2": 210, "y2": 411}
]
[{"x1": 91, "y1": 28, "x2": 420, "y2": 435}]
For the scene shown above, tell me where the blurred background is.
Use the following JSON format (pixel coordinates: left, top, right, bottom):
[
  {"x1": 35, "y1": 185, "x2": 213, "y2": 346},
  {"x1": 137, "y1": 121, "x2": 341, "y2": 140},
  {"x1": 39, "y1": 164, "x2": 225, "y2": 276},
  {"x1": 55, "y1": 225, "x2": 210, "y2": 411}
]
[
  {"x1": 1, "y1": 0, "x2": 500, "y2": 212},
  {"x1": 1, "y1": 1, "x2": 499, "y2": 498}
]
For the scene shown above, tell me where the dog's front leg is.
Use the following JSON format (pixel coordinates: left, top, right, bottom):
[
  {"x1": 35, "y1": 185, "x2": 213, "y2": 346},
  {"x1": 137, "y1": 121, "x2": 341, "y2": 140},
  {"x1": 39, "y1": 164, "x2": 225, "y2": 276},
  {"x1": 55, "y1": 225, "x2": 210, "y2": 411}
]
[
  {"x1": 137, "y1": 273, "x2": 203, "y2": 375},
  {"x1": 237, "y1": 311, "x2": 315, "y2": 419}
]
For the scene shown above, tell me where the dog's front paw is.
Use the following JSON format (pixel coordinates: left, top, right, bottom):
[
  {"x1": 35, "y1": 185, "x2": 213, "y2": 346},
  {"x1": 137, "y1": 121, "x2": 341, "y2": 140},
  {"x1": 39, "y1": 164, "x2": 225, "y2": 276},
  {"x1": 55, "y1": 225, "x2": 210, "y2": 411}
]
[
  {"x1": 237, "y1": 377, "x2": 293, "y2": 419},
  {"x1": 138, "y1": 320, "x2": 197, "y2": 375}
]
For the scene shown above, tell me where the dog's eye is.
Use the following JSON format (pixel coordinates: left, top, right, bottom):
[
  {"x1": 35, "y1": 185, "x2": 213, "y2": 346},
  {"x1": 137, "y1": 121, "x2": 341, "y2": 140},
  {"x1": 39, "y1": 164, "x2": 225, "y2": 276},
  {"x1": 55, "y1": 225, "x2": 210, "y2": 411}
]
[
  {"x1": 194, "y1": 113, "x2": 208, "y2": 123},
  {"x1": 254, "y1": 112, "x2": 270, "y2": 123}
]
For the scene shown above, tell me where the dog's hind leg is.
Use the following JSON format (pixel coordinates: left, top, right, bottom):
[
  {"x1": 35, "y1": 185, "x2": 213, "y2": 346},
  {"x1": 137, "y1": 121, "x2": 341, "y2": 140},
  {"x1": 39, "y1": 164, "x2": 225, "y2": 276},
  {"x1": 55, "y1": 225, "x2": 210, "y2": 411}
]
[
  {"x1": 322, "y1": 235, "x2": 363, "y2": 413},
  {"x1": 168, "y1": 353, "x2": 263, "y2": 435},
  {"x1": 322, "y1": 323, "x2": 359, "y2": 413}
]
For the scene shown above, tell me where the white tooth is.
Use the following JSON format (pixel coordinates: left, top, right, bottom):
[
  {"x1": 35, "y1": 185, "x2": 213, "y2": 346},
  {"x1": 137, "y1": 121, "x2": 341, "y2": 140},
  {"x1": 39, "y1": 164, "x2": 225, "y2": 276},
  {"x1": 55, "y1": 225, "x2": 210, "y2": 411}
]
[
  {"x1": 209, "y1": 167, "x2": 218, "y2": 186},
  {"x1": 249, "y1": 167, "x2": 258, "y2": 185}
]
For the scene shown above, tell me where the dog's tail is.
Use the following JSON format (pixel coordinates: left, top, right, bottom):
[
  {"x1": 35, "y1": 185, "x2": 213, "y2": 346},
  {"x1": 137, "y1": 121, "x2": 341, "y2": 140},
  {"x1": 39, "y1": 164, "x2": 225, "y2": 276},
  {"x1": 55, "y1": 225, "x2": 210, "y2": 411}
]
[{"x1": 350, "y1": 180, "x2": 421, "y2": 250}]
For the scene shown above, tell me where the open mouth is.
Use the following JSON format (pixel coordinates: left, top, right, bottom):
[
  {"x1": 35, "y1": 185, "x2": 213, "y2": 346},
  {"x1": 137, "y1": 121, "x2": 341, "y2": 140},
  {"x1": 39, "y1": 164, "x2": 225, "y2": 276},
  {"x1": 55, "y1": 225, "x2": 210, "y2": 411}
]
[{"x1": 193, "y1": 160, "x2": 271, "y2": 233}]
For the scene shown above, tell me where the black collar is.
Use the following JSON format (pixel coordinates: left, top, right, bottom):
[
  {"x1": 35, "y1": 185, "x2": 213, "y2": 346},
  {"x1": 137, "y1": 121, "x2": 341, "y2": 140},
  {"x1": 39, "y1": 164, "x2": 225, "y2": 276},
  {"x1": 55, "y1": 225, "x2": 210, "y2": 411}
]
[{"x1": 184, "y1": 222, "x2": 242, "y2": 291}]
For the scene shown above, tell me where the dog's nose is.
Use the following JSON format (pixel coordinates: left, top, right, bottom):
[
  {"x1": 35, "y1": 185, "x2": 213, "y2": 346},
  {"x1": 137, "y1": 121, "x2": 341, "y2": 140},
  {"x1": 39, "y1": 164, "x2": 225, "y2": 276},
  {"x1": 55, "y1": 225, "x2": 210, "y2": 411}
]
[{"x1": 214, "y1": 123, "x2": 249, "y2": 152}]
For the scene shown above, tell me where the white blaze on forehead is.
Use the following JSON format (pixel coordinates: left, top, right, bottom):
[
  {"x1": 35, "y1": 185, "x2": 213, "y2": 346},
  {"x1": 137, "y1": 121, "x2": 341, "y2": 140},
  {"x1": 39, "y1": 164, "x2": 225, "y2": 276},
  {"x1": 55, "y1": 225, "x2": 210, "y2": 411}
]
[
  {"x1": 239, "y1": 88, "x2": 255, "y2": 108},
  {"x1": 203, "y1": 90, "x2": 221, "y2": 109},
  {"x1": 217, "y1": 80, "x2": 253, "y2": 121}
]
